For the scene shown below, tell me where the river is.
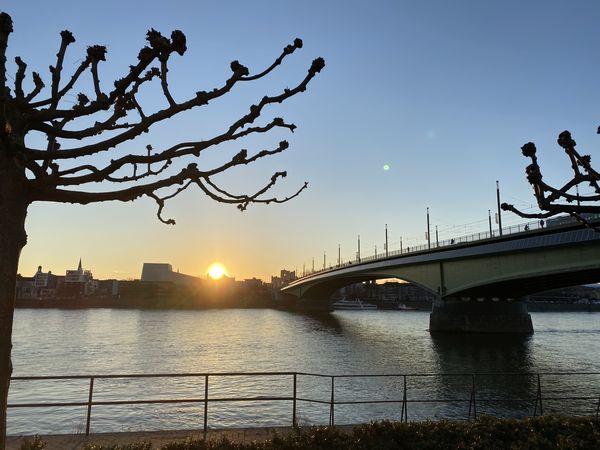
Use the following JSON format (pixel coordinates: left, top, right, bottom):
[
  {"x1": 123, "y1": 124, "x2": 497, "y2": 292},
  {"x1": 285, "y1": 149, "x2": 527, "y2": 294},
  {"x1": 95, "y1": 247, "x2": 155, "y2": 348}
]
[{"x1": 7, "y1": 308, "x2": 600, "y2": 435}]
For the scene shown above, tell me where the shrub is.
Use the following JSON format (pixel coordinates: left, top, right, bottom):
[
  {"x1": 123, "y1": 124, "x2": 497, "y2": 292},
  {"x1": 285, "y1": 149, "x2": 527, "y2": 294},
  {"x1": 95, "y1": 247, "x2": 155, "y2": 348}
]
[
  {"x1": 19, "y1": 435, "x2": 46, "y2": 450},
  {"x1": 80, "y1": 416, "x2": 600, "y2": 450}
]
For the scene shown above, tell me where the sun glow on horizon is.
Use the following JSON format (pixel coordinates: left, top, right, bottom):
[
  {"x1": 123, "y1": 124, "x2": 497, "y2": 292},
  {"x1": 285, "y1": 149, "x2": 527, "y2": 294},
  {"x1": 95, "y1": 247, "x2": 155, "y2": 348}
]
[{"x1": 207, "y1": 263, "x2": 228, "y2": 280}]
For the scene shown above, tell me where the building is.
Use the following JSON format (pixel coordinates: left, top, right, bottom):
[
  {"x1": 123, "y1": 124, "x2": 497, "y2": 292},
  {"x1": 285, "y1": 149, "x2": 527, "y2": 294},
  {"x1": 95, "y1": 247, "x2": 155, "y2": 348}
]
[
  {"x1": 60, "y1": 259, "x2": 96, "y2": 296},
  {"x1": 271, "y1": 269, "x2": 297, "y2": 290},
  {"x1": 140, "y1": 263, "x2": 201, "y2": 287},
  {"x1": 16, "y1": 266, "x2": 62, "y2": 299}
]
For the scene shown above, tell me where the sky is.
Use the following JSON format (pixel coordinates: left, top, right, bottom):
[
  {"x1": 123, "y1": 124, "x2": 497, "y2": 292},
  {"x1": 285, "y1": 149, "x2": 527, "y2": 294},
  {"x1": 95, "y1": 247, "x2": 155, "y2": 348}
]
[{"x1": 8, "y1": 0, "x2": 600, "y2": 281}]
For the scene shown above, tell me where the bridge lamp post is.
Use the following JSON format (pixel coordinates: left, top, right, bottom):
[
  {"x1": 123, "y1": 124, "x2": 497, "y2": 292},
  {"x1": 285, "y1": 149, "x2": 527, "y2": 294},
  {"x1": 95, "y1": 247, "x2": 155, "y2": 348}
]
[
  {"x1": 385, "y1": 224, "x2": 389, "y2": 257},
  {"x1": 338, "y1": 244, "x2": 341, "y2": 267},
  {"x1": 435, "y1": 225, "x2": 439, "y2": 247},
  {"x1": 427, "y1": 207, "x2": 431, "y2": 249},
  {"x1": 488, "y1": 210, "x2": 493, "y2": 237},
  {"x1": 496, "y1": 180, "x2": 503, "y2": 236},
  {"x1": 400, "y1": 237, "x2": 403, "y2": 254},
  {"x1": 323, "y1": 251, "x2": 326, "y2": 270},
  {"x1": 312, "y1": 257, "x2": 314, "y2": 272},
  {"x1": 357, "y1": 235, "x2": 361, "y2": 262},
  {"x1": 375, "y1": 245, "x2": 377, "y2": 258}
]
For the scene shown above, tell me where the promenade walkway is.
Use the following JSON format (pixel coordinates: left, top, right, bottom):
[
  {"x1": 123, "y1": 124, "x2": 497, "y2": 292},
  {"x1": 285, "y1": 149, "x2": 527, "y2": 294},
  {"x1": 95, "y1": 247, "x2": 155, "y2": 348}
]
[{"x1": 7, "y1": 425, "x2": 355, "y2": 450}]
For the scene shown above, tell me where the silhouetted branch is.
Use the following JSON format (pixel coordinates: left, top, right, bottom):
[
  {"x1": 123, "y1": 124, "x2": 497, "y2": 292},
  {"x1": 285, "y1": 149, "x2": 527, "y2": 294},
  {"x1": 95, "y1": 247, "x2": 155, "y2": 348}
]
[
  {"x1": 24, "y1": 55, "x2": 322, "y2": 161},
  {"x1": 5, "y1": 25, "x2": 324, "y2": 219},
  {"x1": 240, "y1": 38, "x2": 303, "y2": 81},
  {"x1": 0, "y1": 12, "x2": 11, "y2": 99},
  {"x1": 198, "y1": 172, "x2": 308, "y2": 211},
  {"x1": 33, "y1": 116, "x2": 296, "y2": 188},
  {"x1": 13, "y1": 56, "x2": 25, "y2": 99},
  {"x1": 49, "y1": 30, "x2": 76, "y2": 110},
  {"x1": 29, "y1": 59, "x2": 90, "y2": 107},
  {"x1": 502, "y1": 129, "x2": 600, "y2": 229},
  {"x1": 24, "y1": 72, "x2": 45, "y2": 102}
]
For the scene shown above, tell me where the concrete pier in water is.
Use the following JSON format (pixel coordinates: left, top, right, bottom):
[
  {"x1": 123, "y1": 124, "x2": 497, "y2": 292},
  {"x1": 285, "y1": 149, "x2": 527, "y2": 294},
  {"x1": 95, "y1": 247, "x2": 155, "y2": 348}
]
[{"x1": 429, "y1": 297, "x2": 533, "y2": 333}]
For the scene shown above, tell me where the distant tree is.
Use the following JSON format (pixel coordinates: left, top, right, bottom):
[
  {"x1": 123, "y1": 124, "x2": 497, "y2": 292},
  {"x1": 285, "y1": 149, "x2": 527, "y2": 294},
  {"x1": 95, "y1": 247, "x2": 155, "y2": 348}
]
[
  {"x1": 0, "y1": 12, "x2": 324, "y2": 447},
  {"x1": 501, "y1": 129, "x2": 600, "y2": 227}
]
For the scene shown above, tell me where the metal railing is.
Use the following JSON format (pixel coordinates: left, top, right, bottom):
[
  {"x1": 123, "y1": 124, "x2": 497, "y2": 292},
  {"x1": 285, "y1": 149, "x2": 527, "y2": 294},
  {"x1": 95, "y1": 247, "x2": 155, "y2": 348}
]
[
  {"x1": 297, "y1": 214, "x2": 600, "y2": 279},
  {"x1": 8, "y1": 371, "x2": 600, "y2": 435}
]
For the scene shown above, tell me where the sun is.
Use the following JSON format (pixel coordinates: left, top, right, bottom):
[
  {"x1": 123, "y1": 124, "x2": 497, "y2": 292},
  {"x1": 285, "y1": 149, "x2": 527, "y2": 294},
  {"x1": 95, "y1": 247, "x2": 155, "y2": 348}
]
[{"x1": 207, "y1": 263, "x2": 227, "y2": 280}]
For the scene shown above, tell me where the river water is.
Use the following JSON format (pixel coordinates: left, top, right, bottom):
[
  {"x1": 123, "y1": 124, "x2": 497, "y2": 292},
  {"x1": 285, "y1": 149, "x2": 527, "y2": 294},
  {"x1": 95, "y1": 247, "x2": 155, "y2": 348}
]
[{"x1": 7, "y1": 308, "x2": 600, "y2": 435}]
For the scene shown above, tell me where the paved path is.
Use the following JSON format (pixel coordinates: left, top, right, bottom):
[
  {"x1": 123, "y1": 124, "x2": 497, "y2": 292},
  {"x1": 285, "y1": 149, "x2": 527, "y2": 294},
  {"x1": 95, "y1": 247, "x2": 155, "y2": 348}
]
[{"x1": 7, "y1": 425, "x2": 355, "y2": 449}]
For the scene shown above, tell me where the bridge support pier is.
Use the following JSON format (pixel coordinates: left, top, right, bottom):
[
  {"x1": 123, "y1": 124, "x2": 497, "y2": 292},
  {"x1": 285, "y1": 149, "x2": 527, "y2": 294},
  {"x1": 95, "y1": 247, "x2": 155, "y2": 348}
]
[
  {"x1": 295, "y1": 298, "x2": 334, "y2": 313},
  {"x1": 429, "y1": 297, "x2": 533, "y2": 334}
]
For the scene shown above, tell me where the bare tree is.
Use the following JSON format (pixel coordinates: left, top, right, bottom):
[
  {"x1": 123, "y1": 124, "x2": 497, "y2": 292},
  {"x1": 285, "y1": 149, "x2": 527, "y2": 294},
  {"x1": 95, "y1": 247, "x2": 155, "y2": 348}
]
[
  {"x1": 501, "y1": 129, "x2": 600, "y2": 226},
  {"x1": 0, "y1": 12, "x2": 324, "y2": 446}
]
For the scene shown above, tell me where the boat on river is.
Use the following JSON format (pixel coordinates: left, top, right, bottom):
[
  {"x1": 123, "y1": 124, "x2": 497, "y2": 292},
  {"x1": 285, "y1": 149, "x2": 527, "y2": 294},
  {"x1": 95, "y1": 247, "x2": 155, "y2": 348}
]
[
  {"x1": 333, "y1": 298, "x2": 378, "y2": 310},
  {"x1": 395, "y1": 303, "x2": 417, "y2": 311}
]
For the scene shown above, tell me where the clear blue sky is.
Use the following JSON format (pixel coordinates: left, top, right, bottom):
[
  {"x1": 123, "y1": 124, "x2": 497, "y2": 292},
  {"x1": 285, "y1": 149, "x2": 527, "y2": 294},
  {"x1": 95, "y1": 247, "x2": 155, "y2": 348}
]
[{"x1": 9, "y1": 0, "x2": 600, "y2": 280}]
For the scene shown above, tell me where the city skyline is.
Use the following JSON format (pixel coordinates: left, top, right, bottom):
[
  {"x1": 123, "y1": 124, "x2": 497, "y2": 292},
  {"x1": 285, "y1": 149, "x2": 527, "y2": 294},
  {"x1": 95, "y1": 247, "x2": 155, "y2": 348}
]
[
  {"x1": 10, "y1": 0, "x2": 600, "y2": 280},
  {"x1": 18, "y1": 258, "x2": 273, "y2": 282}
]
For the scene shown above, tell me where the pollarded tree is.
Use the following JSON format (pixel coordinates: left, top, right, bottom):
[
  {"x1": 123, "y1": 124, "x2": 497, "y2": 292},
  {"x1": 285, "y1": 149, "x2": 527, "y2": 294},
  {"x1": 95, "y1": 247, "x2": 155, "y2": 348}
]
[
  {"x1": 0, "y1": 12, "x2": 324, "y2": 447},
  {"x1": 502, "y1": 129, "x2": 600, "y2": 227}
]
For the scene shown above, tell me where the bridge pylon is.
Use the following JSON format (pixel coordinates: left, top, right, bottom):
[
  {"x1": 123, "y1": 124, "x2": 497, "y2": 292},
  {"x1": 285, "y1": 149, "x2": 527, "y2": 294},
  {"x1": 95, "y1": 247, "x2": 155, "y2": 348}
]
[{"x1": 429, "y1": 297, "x2": 533, "y2": 334}]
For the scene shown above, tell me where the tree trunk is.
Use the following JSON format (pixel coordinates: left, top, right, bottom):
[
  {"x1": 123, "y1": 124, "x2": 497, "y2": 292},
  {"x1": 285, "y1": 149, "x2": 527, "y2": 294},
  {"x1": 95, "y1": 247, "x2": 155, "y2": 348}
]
[{"x1": 0, "y1": 153, "x2": 28, "y2": 450}]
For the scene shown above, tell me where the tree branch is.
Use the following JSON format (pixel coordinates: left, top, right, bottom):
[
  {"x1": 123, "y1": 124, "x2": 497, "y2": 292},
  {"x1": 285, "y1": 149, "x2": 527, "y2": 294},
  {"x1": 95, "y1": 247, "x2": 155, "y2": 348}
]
[
  {"x1": 0, "y1": 12, "x2": 12, "y2": 99},
  {"x1": 502, "y1": 130, "x2": 600, "y2": 229},
  {"x1": 24, "y1": 58, "x2": 318, "y2": 161},
  {"x1": 34, "y1": 117, "x2": 295, "y2": 187},
  {"x1": 29, "y1": 58, "x2": 91, "y2": 108},
  {"x1": 49, "y1": 31, "x2": 76, "y2": 110},
  {"x1": 7, "y1": 20, "x2": 324, "y2": 225},
  {"x1": 14, "y1": 56, "x2": 25, "y2": 100}
]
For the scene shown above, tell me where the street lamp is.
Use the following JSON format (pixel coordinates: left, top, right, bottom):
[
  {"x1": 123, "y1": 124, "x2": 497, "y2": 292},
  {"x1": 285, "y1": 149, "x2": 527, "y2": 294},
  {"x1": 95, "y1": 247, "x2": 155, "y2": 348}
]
[
  {"x1": 385, "y1": 224, "x2": 389, "y2": 257},
  {"x1": 496, "y1": 180, "x2": 503, "y2": 236},
  {"x1": 427, "y1": 207, "x2": 431, "y2": 249}
]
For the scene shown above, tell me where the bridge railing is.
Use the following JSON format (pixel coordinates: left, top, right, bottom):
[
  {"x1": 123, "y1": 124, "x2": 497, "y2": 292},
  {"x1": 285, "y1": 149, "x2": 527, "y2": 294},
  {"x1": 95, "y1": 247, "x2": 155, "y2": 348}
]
[
  {"x1": 8, "y1": 371, "x2": 600, "y2": 435},
  {"x1": 297, "y1": 214, "x2": 600, "y2": 279}
]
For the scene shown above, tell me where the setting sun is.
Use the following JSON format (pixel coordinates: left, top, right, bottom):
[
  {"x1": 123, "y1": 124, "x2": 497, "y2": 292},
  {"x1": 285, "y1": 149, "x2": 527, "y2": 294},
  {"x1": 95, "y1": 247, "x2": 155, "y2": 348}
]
[{"x1": 207, "y1": 263, "x2": 227, "y2": 280}]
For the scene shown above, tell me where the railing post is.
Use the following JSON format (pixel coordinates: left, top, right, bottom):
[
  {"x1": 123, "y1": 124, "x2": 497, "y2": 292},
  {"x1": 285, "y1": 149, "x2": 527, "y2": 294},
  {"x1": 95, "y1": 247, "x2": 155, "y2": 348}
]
[
  {"x1": 533, "y1": 373, "x2": 543, "y2": 417},
  {"x1": 468, "y1": 375, "x2": 476, "y2": 420},
  {"x1": 329, "y1": 377, "x2": 335, "y2": 426},
  {"x1": 203, "y1": 375, "x2": 209, "y2": 438},
  {"x1": 400, "y1": 375, "x2": 408, "y2": 423},
  {"x1": 292, "y1": 373, "x2": 297, "y2": 427},
  {"x1": 85, "y1": 377, "x2": 94, "y2": 436}
]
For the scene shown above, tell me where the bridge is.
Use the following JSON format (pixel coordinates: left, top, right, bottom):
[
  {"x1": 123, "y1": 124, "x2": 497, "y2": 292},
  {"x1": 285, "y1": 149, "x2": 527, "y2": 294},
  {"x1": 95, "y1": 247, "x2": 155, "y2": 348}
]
[{"x1": 282, "y1": 219, "x2": 600, "y2": 333}]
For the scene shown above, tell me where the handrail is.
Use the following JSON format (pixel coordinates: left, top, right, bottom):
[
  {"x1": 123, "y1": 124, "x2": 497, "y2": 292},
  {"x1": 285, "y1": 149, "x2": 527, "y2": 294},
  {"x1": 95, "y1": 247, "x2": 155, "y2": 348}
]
[
  {"x1": 294, "y1": 214, "x2": 600, "y2": 280},
  {"x1": 8, "y1": 371, "x2": 600, "y2": 435}
]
